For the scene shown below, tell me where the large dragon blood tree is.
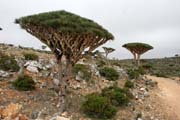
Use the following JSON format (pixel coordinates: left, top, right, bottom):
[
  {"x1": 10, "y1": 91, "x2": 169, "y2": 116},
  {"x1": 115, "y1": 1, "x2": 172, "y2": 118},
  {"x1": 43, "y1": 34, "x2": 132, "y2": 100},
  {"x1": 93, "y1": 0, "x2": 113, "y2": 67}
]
[
  {"x1": 122, "y1": 42, "x2": 153, "y2": 66},
  {"x1": 0, "y1": 27, "x2": 2, "y2": 30},
  {"x1": 15, "y1": 10, "x2": 114, "y2": 111}
]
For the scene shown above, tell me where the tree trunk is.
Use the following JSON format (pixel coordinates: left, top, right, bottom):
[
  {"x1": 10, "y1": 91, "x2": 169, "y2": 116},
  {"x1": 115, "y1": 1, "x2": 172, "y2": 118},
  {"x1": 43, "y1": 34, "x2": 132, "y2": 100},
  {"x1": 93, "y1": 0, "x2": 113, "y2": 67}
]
[
  {"x1": 57, "y1": 57, "x2": 73, "y2": 113},
  {"x1": 57, "y1": 57, "x2": 67, "y2": 113},
  {"x1": 137, "y1": 54, "x2": 141, "y2": 66},
  {"x1": 133, "y1": 53, "x2": 137, "y2": 65}
]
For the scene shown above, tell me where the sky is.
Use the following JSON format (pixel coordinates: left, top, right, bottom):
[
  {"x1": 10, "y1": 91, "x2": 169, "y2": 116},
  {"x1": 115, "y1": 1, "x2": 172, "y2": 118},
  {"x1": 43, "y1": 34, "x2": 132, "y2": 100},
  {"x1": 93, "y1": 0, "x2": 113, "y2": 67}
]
[{"x1": 0, "y1": 0, "x2": 180, "y2": 59}]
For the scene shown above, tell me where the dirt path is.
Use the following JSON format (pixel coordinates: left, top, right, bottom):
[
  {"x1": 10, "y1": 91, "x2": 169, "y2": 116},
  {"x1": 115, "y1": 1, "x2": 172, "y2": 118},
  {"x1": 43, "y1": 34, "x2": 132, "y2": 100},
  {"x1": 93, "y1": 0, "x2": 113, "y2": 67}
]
[{"x1": 147, "y1": 75, "x2": 180, "y2": 120}]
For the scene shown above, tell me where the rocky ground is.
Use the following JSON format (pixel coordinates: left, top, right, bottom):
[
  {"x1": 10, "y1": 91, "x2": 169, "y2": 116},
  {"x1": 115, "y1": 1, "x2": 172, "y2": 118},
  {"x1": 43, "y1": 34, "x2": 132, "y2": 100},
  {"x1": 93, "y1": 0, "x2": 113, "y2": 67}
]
[{"x1": 0, "y1": 43, "x2": 180, "y2": 120}]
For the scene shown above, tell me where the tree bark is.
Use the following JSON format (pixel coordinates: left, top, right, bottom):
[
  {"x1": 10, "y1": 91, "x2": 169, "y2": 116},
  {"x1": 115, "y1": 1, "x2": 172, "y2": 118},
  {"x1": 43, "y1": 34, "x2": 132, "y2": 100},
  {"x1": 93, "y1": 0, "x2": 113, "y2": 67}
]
[
  {"x1": 57, "y1": 57, "x2": 67, "y2": 113},
  {"x1": 132, "y1": 52, "x2": 137, "y2": 65},
  {"x1": 57, "y1": 56, "x2": 73, "y2": 113},
  {"x1": 137, "y1": 54, "x2": 141, "y2": 66}
]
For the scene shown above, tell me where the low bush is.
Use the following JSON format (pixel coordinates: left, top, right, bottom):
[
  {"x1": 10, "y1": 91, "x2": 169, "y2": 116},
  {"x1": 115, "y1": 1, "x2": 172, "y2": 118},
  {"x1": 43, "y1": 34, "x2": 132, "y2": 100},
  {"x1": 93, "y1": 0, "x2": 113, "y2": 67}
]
[
  {"x1": 127, "y1": 69, "x2": 140, "y2": 79},
  {"x1": 0, "y1": 54, "x2": 20, "y2": 72},
  {"x1": 73, "y1": 64, "x2": 91, "y2": 80},
  {"x1": 99, "y1": 67, "x2": 119, "y2": 81},
  {"x1": 124, "y1": 80, "x2": 134, "y2": 88},
  {"x1": 101, "y1": 86, "x2": 130, "y2": 106},
  {"x1": 154, "y1": 72, "x2": 167, "y2": 78},
  {"x1": 82, "y1": 93, "x2": 117, "y2": 119},
  {"x1": 96, "y1": 60, "x2": 106, "y2": 67},
  {"x1": 142, "y1": 63, "x2": 153, "y2": 69},
  {"x1": 23, "y1": 52, "x2": 39, "y2": 60},
  {"x1": 13, "y1": 75, "x2": 36, "y2": 91}
]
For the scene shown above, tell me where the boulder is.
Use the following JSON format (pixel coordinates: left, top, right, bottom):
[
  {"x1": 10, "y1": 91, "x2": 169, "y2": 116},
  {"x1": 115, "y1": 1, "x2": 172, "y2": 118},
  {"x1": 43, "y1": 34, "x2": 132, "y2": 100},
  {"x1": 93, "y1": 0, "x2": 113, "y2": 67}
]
[
  {"x1": 0, "y1": 70, "x2": 9, "y2": 78},
  {"x1": 26, "y1": 65, "x2": 39, "y2": 73},
  {"x1": 24, "y1": 61, "x2": 43, "y2": 73}
]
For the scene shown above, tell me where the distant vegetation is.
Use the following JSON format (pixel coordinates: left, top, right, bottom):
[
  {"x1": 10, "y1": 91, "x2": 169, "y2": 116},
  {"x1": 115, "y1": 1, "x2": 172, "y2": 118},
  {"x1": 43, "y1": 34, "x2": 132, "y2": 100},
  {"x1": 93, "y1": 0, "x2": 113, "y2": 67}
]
[{"x1": 110, "y1": 57, "x2": 180, "y2": 77}]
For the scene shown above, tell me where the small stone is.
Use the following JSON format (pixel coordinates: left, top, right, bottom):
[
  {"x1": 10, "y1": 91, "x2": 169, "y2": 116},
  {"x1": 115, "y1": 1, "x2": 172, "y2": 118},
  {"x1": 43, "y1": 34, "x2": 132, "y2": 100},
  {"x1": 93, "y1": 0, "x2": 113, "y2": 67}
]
[{"x1": 53, "y1": 79, "x2": 60, "y2": 86}]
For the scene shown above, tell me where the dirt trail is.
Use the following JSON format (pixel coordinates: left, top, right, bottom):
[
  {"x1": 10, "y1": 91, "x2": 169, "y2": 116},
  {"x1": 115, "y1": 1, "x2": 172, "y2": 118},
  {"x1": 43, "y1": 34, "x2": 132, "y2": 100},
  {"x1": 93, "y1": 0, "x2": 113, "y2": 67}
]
[{"x1": 147, "y1": 75, "x2": 180, "y2": 119}]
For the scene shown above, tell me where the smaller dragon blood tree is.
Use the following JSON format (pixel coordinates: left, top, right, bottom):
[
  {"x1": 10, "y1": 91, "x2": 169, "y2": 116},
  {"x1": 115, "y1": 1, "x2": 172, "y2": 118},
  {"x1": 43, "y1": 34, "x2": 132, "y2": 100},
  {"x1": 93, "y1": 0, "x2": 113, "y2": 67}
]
[
  {"x1": 102, "y1": 47, "x2": 115, "y2": 58},
  {"x1": 0, "y1": 27, "x2": 2, "y2": 31},
  {"x1": 122, "y1": 42, "x2": 153, "y2": 66}
]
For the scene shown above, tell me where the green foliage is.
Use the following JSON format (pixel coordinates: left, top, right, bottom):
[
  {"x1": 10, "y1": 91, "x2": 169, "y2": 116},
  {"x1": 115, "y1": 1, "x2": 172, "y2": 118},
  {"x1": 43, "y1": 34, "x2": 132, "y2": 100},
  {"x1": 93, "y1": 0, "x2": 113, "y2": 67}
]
[
  {"x1": 122, "y1": 42, "x2": 153, "y2": 50},
  {"x1": 96, "y1": 60, "x2": 106, "y2": 67},
  {"x1": 0, "y1": 54, "x2": 20, "y2": 72},
  {"x1": 16, "y1": 10, "x2": 114, "y2": 39},
  {"x1": 99, "y1": 67, "x2": 119, "y2": 81},
  {"x1": 82, "y1": 93, "x2": 117, "y2": 119},
  {"x1": 142, "y1": 63, "x2": 153, "y2": 69},
  {"x1": 127, "y1": 69, "x2": 140, "y2": 79},
  {"x1": 154, "y1": 72, "x2": 167, "y2": 78},
  {"x1": 124, "y1": 80, "x2": 134, "y2": 88},
  {"x1": 13, "y1": 75, "x2": 36, "y2": 91},
  {"x1": 127, "y1": 67, "x2": 145, "y2": 79},
  {"x1": 101, "y1": 86, "x2": 130, "y2": 106},
  {"x1": 23, "y1": 52, "x2": 39, "y2": 60},
  {"x1": 73, "y1": 64, "x2": 91, "y2": 80}
]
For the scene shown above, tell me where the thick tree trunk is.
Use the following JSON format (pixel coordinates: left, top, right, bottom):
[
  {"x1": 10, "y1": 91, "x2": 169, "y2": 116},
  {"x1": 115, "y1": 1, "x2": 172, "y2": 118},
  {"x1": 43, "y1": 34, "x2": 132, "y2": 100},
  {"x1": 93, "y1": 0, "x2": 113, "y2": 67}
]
[
  {"x1": 57, "y1": 58, "x2": 67, "y2": 113},
  {"x1": 57, "y1": 57, "x2": 73, "y2": 113}
]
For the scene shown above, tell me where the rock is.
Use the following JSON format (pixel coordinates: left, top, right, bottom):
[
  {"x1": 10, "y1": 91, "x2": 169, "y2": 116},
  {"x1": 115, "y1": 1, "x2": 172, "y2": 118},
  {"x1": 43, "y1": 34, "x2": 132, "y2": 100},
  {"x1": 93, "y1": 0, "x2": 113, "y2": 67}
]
[
  {"x1": 140, "y1": 87, "x2": 146, "y2": 91},
  {"x1": 16, "y1": 114, "x2": 29, "y2": 120},
  {"x1": 26, "y1": 65, "x2": 39, "y2": 73},
  {"x1": 137, "y1": 118, "x2": 143, "y2": 120},
  {"x1": 1, "y1": 103, "x2": 22, "y2": 119},
  {"x1": 144, "y1": 91, "x2": 150, "y2": 97},
  {"x1": 53, "y1": 79, "x2": 60, "y2": 86},
  {"x1": 0, "y1": 70, "x2": 9, "y2": 78},
  {"x1": 145, "y1": 79, "x2": 158, "y2": 87},
  {"x1": 31, "y1": 111, "x2": 39, "y2": 119},
  {"x1": 50, "y1": 116, "x2": 70, "y2": 120},
  {"x1": 75, "y1": 71, "x2": 84, "y2": 81},
  {"x1": 24, "y1": 61, "x2": 43, "y2": 73}
]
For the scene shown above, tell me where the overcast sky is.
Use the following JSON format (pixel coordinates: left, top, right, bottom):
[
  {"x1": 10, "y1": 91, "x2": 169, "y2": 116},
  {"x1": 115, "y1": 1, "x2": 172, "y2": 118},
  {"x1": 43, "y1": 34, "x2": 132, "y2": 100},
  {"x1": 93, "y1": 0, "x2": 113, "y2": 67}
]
[{"x1": 0, "y1": 0, "x2": 180, "y2": 59}]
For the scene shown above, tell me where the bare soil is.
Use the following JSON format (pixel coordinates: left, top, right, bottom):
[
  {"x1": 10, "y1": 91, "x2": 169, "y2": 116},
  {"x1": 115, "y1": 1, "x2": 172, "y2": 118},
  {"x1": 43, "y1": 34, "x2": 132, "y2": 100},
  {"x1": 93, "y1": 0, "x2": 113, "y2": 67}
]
[{"x1": 147, "y1": 75, "x2": 180, "y2": 120}]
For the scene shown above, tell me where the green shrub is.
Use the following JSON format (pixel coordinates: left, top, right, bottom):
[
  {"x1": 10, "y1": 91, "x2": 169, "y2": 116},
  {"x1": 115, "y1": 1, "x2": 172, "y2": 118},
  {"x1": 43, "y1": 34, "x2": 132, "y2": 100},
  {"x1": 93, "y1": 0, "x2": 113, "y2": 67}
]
[
  {"x1": 13, "y1": 75, "x2": 36, "y2": 91},
  {"x1": 155, "y1": 72, "x2": 167, "y2": 78},
  {"x1": 99, "y1": 67, "x2": 119, "y2": 81},
  {"x1": 73, "y1": 64, "x2": 91, "y2": 80},
  {"x1": 127, "y1": 69, "x2": 140, "y2": 79},
  {"x1": 0, "y1": 54, "x2": 20, "y2": 72},
  {"x1": 124, "y1": 80, "x2": 134, "y2": 88},
  {"x1": 127, "y1": 67, "x2": 146, "y2": 79},
  {"x1": 23, "y1": 52, "x2": 39, "y2": 60},
  {"x1": 138, "y1": 67, "x2": 145, "y2": 75},
  {"x1": 142, "y1": 63, "x2": 153, "y2": 69},
  {"x1": 96, "y1": 60, "x2": 106, "y2": 67},
  {"x1": 101, "y1": 86, "x2": 130, "y2": 106},
  {"x1": 82, "y1": 93, "x2": 117, "y2": 119}
]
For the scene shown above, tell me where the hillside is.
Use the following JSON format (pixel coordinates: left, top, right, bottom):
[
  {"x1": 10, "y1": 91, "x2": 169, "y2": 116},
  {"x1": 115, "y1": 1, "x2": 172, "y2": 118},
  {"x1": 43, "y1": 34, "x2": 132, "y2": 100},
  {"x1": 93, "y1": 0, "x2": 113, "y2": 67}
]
[{"x1": 0, "y1": 43, "x2": 180, "y2": 120}]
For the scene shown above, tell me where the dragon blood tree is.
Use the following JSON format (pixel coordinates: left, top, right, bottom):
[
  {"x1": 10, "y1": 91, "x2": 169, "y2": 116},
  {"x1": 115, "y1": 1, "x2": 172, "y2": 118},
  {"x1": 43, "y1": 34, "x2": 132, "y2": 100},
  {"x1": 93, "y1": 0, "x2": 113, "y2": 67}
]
[
  {"x1": 102, "y1": 47, "x2": 115, "y2": 58},
  {"x1": 15, "y1": 10, "x2": 114, "y2": 112},
  {"x1": 122, "y1": 42, "x2": 153, "y2": 66},
  {"x1": 0, "y1": 27, "x2": 2, "y2": 30}
]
